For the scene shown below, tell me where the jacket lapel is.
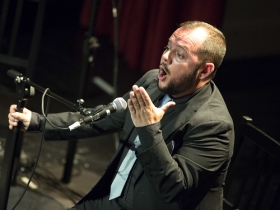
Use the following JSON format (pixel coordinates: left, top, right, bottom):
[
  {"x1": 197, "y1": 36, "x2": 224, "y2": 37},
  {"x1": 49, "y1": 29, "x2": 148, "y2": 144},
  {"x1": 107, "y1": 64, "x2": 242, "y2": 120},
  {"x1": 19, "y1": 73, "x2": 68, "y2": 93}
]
[{"x1": 160, "y1": 82, "x2": 212, "y2": 145}]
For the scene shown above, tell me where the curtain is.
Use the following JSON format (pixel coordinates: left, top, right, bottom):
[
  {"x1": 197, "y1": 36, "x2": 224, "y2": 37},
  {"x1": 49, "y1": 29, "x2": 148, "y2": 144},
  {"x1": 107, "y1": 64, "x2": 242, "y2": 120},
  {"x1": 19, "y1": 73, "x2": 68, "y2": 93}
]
[{"x1": 79, "y1": 0, "x2": 226, "y2": 72}]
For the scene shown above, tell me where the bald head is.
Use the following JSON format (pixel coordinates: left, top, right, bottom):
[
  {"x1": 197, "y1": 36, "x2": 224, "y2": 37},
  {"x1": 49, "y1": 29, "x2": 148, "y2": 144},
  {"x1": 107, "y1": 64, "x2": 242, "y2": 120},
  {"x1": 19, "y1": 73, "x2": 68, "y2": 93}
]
[{"x1": 179, "y1": 21, "x2": 226, "y2": 78}]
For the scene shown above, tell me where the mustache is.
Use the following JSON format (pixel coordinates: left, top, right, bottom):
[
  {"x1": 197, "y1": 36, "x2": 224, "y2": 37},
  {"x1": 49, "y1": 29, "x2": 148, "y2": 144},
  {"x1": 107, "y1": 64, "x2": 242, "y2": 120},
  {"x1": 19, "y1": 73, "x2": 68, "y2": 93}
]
[{"x1": 160, "y1": 62, "x2": 170, "y2": 74}]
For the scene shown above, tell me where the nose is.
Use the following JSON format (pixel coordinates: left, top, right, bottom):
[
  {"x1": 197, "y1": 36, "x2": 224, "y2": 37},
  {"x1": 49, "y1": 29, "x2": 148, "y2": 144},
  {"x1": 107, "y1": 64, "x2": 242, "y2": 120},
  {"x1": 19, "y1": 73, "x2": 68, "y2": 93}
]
[{"x1": 162, "y1": 50, "x2": 172, "y2": 64}]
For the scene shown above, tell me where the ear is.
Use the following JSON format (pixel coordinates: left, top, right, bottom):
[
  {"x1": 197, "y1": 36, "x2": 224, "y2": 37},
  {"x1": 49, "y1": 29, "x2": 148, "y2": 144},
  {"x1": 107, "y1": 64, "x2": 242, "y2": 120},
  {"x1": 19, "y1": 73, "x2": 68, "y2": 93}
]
[{"x1": 199, "y1": 63, "x2": 215, "y2": 80}]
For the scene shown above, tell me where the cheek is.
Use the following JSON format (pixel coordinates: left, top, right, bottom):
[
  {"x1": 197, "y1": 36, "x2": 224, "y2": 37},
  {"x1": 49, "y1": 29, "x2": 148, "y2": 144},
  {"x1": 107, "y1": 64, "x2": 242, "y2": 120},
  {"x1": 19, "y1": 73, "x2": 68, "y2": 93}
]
[{"x1": 170, "y1": 63, "x2": 189, "y2": 77}]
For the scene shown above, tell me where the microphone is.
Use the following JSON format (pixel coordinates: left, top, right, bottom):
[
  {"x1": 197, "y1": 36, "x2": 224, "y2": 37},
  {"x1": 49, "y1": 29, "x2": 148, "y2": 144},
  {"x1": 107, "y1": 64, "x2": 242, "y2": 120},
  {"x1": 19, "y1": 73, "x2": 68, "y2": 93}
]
[{"x1": 69, "y1": 97, "x2": 127, "y2": 131}]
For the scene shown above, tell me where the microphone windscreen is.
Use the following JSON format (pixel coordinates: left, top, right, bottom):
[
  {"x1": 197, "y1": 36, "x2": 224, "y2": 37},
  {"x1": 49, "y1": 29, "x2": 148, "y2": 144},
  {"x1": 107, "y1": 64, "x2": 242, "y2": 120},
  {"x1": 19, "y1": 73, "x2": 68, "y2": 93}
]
[{"x1": 113, "y1": 98, "x2": 127, "y2": 112}]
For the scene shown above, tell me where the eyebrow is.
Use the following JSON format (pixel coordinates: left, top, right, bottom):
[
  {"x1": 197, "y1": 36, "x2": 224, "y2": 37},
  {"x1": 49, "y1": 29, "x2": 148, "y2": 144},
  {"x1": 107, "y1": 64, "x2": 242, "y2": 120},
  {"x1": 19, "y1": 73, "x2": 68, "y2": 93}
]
[
  {"x1": 168, "y1": 39, "x2": 189, "y2": 53},
  {"x1": 179, "y1": 45, "x2": 189, "y2": 53}
]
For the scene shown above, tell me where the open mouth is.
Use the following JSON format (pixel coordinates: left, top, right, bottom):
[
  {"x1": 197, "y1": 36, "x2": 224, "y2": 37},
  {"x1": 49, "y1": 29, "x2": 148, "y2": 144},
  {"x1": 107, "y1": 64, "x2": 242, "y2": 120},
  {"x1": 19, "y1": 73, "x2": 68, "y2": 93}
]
[{"x1": 158, "y1": 66, "x2": 168, "y2": 80}]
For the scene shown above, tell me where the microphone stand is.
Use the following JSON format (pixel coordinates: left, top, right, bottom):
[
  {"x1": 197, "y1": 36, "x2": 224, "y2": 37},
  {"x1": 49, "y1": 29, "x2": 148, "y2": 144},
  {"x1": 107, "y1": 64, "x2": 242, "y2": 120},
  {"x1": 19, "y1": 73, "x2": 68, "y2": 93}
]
[{"x1": 0, "y1": 69, "x2": 86, "y2": 210}]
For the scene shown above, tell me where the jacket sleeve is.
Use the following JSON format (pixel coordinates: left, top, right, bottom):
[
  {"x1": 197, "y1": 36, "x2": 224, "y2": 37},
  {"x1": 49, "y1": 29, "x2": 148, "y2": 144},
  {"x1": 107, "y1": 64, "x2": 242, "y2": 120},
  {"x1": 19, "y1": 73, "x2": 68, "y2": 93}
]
[
  {"x1": 28, "y1": 110, "x2": 127, "y2": 140},
  {"x1": 27, "y1": 93, "x2": 132, "y2": 140},
  {"x1": 27, "y1": 69, "x2": 160, "y2": 140}
]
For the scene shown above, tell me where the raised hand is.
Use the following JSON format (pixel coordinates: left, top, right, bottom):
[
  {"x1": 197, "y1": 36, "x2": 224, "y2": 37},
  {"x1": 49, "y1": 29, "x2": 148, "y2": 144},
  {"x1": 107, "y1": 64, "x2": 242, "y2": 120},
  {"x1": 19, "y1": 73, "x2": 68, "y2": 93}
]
[{"x1": 128, "y1": 85, "x2": 175, "y2": 127}]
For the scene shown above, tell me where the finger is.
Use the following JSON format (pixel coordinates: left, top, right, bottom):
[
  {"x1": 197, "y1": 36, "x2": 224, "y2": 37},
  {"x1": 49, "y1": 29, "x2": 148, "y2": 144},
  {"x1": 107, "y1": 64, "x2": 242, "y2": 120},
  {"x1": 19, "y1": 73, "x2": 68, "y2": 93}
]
[
  {"x1": 130, "y1": 89, "x2": 141, "y2": 109},
  {"x1": 8, "y1": 113, "x2": 19, "y2": 123},
  {"x1": 133, "y1": 86, "x2": 148, "y2": 108},
  {"x1": 127, "y1": 99, "x2": 136, "y2": 113},
  {"x1": 8, "y1": 118, "x2": 18, "y2": 127},
  {"x1": 161, "y1": 101, "x2": 176, "y2": 113},
  {"x1": 8, "y1": 113, "x2": 16, "y2": 123},
  {"x1": 10, "y1": 112, "x2": 25, "y2": 122},
  {"x1": 9, "y1": 104, "x2": 17, "y2": 113},
  {"x1": 132, "y1": 85, "x2": 143, "y2": 105},
  {"x1": 138, "y1": 87, "x2": 153, "y2": 107},
  {"x1": 132, "y1": 85, "x2": 139, "y2": 91}
]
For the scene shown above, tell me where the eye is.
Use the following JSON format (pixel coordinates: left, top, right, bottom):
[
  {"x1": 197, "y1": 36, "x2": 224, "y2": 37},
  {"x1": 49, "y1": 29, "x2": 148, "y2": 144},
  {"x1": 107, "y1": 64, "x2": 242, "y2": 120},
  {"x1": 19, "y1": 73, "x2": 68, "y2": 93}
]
[{"x1": 176, "y1": 51, "x2": 184, "y2": 59}]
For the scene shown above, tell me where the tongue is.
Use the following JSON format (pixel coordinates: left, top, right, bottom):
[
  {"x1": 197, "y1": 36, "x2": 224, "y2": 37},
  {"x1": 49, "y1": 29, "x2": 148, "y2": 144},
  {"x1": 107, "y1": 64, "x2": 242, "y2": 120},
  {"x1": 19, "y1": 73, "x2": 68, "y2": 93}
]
[{"x1": 158, "y1": 70, "x2": 167, "y2": 80}]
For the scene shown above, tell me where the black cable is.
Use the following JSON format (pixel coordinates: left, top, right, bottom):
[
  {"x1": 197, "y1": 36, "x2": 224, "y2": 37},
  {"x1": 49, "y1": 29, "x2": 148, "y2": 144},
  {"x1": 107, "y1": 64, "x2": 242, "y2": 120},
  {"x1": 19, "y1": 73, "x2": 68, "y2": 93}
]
[
  {"x1": 39, "y1": 89, "x2": 83, "y2": 202},
  {"x1": 11, "y1": 88, "x2": 84, "y2": 209},
  {"x1": 41, "y1": 88, "x2": 68, "y2": 130}
]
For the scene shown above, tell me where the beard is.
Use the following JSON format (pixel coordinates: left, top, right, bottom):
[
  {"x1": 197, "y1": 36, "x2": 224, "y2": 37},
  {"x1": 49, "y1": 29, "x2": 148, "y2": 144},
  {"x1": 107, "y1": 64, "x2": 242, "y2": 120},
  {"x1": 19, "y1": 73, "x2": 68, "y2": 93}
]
[{"x1": 158, "y1": 64, "x2": 200, "y2": 96}]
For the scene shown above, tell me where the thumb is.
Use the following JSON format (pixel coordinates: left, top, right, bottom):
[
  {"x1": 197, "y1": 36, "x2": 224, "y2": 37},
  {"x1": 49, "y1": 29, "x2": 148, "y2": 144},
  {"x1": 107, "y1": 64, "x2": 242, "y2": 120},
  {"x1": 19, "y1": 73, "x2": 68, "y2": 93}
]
[
  {"x1": 160, "y1": 101, "x2": 176, "y2": 113},
  {"x1": 11, "y1": 112, "x2": 27, "y2": 121}
]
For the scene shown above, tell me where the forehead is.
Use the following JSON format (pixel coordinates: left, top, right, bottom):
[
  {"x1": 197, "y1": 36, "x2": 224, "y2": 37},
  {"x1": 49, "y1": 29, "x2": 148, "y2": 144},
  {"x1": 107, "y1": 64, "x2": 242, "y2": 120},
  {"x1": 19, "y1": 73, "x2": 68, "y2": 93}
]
[{"x1": 170, "y1": 27, "x2": 207, "y2": 51}]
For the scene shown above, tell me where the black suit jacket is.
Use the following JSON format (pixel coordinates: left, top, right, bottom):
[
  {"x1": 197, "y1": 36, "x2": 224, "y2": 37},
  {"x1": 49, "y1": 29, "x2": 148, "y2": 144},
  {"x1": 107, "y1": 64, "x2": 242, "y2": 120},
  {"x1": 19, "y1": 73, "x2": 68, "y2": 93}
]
[{"x1": 30, "y1": 69, "x2": 234, "y2": 210}]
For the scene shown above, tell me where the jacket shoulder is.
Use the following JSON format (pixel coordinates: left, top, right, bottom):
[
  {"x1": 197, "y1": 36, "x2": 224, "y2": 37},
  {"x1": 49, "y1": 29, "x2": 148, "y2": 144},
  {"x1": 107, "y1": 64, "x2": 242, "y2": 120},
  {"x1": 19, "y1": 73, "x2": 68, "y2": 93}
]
[
  {"x1": 135, "y1": 69, "x2": 158, "y2": 87},
  {"x1": 190, "y1": 82, "x2": 233, "y2": 129}
]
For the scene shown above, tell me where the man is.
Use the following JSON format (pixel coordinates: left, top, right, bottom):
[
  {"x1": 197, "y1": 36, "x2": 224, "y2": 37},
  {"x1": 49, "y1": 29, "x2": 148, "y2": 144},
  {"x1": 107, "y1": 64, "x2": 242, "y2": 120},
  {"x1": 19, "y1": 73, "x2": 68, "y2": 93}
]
[{"x1": 8, "y1": 21, "x2": 234, "y2": 210}]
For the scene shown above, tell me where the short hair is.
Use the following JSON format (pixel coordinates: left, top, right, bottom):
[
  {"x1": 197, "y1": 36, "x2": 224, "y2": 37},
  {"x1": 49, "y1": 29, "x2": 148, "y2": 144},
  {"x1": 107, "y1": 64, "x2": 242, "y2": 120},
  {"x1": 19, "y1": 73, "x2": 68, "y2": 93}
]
[{"x1": 179, "y1": 21, "x2": 226, "y2": 78}]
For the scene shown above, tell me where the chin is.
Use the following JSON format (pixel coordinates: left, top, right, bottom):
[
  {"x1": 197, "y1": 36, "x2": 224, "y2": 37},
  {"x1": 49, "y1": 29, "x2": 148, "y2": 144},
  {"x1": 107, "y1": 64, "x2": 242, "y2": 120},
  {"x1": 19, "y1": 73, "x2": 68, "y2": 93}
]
[
  {"x1": 158, "y1": 84, "x2": 169, "y2": 94},
  {"x1": 158, "y1": 82, "x2": 165, "y2": 90}
]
